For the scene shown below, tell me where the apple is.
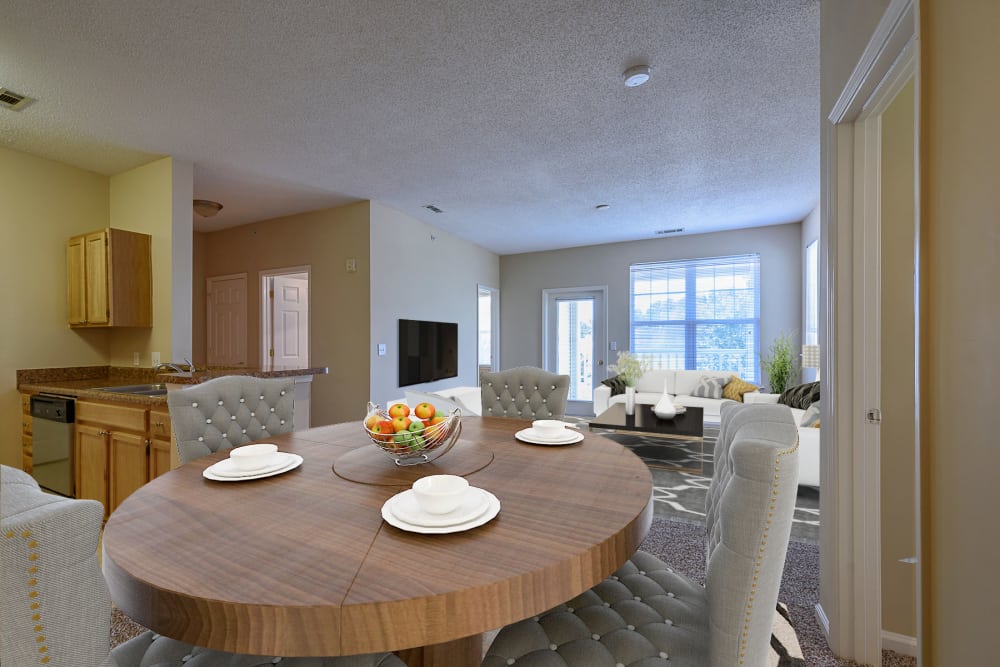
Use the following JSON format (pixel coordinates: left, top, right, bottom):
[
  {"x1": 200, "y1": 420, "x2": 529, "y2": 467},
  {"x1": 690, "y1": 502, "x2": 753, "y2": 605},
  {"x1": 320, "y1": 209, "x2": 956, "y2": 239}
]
[
  {"x1": 413, "y1": 402, "x2": 436, "y2": 420},
  {"x1": 392, "y1": 431, "x2": 413, "y2": 449},
  {"x1": 371, "y1": 420, "x2": 395, "y2": 442},
  {"x1": 388, "y1": 403, "x2": 411, "y2": 419},
  {"x1": 364, "y1": 413, "x2": 379, "y2": 430},
  {"x1": 391, "y1": 415, "x2": 412, "y2": 432},
  {"x1": 407, "y1": 420, "x2": 424, "y2": 434}
]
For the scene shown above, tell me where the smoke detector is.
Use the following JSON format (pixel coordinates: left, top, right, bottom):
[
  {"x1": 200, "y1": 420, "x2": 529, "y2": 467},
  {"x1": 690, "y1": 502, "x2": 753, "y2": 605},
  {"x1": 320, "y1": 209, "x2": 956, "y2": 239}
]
[{"x1": 623, "y1": 65, "x2": 651, "y2": 87}]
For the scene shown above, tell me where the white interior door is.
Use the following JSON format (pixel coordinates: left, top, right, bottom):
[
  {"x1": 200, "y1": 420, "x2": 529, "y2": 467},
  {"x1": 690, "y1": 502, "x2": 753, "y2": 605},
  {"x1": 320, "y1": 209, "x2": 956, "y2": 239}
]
[
  {"x1": 206, "y1": 273, "x2": 247, "y2": 366},
  {"x1": 265, "y1": 273, "x2": 309, "y2": 368},
  {"x1": 542, "y1": 287, "x2": 608, "y2": 416}
]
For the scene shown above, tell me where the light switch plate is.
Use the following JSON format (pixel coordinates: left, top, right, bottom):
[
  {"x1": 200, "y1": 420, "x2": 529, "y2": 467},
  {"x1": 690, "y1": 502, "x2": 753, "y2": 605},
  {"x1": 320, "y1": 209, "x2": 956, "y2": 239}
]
[
  {"x1": 151, "y1": 352, "x2": 161, "y2": 367},
  {"x1": 377, "y1": 343, "x2": 386, "y2": 356}
]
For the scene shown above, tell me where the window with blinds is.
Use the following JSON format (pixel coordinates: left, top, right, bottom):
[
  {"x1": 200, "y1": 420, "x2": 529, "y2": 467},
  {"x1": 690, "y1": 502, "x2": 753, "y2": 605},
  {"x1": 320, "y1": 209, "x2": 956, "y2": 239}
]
[{"x1": 629, "y1": 254, "x2": 761, "y2": 382}]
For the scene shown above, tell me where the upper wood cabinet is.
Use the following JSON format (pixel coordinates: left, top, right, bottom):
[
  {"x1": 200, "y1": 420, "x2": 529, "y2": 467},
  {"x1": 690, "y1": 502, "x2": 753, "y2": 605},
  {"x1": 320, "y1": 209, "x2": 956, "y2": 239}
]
[{"x1": 67, "y1": 228, "x2": 152, "y2": 328}]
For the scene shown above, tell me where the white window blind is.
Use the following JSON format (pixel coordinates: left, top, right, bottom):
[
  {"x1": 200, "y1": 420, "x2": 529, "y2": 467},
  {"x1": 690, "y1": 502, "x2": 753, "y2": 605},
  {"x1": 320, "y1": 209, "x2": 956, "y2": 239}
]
[{"x1": 630, "y1": 254, "x2": 761, "y2": 382}]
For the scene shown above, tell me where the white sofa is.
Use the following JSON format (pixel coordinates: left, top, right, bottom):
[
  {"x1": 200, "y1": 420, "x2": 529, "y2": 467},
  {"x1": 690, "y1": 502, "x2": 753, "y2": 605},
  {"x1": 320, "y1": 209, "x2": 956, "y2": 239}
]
[
  {"x1": 593, "y1": 369, "x2": 740, "y2": 420},
  {"x1": 744, "y1": 392, "x2": 820, "y2": 488}
]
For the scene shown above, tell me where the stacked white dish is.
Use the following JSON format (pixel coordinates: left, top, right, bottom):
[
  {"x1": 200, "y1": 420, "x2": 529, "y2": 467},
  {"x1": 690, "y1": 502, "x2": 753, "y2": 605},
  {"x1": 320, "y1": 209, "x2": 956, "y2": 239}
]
[
  {"x1": 381, "y1": 486, "x2": 501, "y2": 534},
  {"x1": 514, "y1": 426, "x2": 584, "y2": 446},
  {"x1": 203, "y1": 447, "x2": 303, "y2": 481}
]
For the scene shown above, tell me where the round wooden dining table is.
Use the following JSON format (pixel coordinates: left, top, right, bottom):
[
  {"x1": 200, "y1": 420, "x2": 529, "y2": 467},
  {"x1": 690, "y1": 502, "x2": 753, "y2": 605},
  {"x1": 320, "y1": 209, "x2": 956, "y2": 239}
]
[{"x1": 101, "y1": 417, "x2": 653, "y2": 666}]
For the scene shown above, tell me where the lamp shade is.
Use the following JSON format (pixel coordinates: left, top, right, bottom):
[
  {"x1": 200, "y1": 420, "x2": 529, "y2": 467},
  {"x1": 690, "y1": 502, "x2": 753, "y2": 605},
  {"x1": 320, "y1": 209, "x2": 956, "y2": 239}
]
[{"x1": 801, "y1": 345, "x2": 820, "y2": 369}]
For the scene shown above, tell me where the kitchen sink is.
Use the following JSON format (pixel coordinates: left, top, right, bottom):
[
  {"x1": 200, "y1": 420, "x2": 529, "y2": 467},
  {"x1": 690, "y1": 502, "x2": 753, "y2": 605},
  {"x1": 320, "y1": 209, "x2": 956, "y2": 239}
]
[{"x1": 97, "y1": 383, "x2": 169, "y2": 396}]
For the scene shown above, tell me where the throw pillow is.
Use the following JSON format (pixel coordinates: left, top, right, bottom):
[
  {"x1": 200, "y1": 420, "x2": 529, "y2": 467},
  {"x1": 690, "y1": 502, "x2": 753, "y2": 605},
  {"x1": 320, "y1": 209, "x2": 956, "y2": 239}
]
[
  {"x1": 722, "y1": 375, "x2": 760, "y2": 402},
  {"x1": 778, "y1": 381, "x2": 820, "y2": 410},
  {"x1": 690, "y1": 375, "x2": 727, "y2": 399},
  {"x1": 601, "y1": 374, "x2": 627, "y2": 396},
  {"x1": 800, "y1": 401, "x2": 821, "y2": 428}
]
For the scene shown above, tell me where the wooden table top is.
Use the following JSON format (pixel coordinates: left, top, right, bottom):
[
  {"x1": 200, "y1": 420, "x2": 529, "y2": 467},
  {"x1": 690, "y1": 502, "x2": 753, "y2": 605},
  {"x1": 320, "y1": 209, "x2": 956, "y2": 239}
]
[{"x1": 101, "y1": 417, "x2": 653, "y2": 659}]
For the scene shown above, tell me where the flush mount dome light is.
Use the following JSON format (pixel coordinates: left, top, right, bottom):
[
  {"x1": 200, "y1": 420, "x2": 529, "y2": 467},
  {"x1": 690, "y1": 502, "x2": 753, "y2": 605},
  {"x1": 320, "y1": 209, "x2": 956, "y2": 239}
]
[
  {"x1": 623, "y1": 64, "x2": 650, "y2": 87},
  {"x1": 193, "y1": 199, "x2": 223, "y2": 218}
]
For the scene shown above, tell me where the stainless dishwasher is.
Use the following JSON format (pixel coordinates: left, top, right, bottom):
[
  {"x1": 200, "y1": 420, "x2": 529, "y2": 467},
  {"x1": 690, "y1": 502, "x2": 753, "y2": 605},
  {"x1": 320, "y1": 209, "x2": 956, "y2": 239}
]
[{"x1": 30, "y1": 394, "x2": 75, "y2": 497}]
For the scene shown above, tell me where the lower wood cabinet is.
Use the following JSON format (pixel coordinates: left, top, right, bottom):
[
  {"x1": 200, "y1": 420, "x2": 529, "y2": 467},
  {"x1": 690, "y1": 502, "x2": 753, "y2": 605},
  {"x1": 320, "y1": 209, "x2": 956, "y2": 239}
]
[{"x1": 75, "y1": 400, "x2": 173, "y2": 518}]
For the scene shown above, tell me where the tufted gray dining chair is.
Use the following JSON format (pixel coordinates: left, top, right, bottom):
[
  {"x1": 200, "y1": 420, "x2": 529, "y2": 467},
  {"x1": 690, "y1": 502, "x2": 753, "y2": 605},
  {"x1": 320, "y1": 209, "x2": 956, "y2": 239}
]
[
  {"x1": 482, "y1": 402, "x2": 800, "y2": 667},
  {"x1": 480, "y1": 366, "x2": 570, "y2": 420},
  {"x1": 0, "y1": 465, "x2": 406, "y2": 667},
  {"x1": 166, "y1": 375, "x2": 296, "y2": 464}
]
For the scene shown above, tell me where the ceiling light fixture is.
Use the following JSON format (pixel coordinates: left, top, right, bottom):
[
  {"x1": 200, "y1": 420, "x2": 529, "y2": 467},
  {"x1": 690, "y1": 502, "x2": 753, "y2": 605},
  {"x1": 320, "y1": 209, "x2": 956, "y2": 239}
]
[
  {"x1": 623, "y1": 64, "x2": 650, "y2": 87},
  {"x1": 193, "y1": 199, "x2": 223, "y2": 218}
]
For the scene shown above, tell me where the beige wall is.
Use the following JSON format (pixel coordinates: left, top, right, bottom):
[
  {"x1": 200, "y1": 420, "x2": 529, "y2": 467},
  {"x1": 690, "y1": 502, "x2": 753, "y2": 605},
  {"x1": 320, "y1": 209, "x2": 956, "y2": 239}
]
[
  {"x1": 192, "y1": 231, "x2": 208, "y2": 364},
  {"x1": 0, "y1": 148, "x2": 110, "y2": 467},
  {"x1": 200, "y1": 201, "x2": 372, "y2": 427},
  {"x1": 880, "y1": 77, "x2": 916, "y2": 639},
  {"x1": 920, "y1": 2, "x2": 1000, "y2": 662},
  {"x1": 108, "y1": 157, "x2": 175, "y2": 366}
]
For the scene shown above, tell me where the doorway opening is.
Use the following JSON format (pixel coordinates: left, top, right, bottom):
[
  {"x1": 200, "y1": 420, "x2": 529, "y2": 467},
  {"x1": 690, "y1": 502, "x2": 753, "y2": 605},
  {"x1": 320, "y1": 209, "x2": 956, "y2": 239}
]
[
  {"x1": 478, "y1": 285, "x2": 499, "y2": 381},
  {"x1": 261, "y1": 266, "x2": 310, "y2": 369}
]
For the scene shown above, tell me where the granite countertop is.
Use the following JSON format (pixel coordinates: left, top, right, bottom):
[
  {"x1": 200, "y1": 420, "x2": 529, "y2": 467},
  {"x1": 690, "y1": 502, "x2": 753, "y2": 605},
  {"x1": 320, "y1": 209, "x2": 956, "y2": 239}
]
[{"x1": 16, "y1": 365, "x2": 328, "y2": 407}]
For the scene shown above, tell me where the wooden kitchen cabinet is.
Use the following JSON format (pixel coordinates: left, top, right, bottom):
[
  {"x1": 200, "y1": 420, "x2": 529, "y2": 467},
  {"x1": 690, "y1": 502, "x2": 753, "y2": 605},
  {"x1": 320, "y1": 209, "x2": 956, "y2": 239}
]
[
  {"x1": 76, "y1": 400, "x2": 150, "y2": 517},
  {"x1": 75, "y1": 422, "x2": 110, "y2": 514},
  {"x1": 148, "y1": 407, "x2": 173, "y2": 480},
  {"x1": 67, "y1": 228, "x2": 152, "y2": 328}
]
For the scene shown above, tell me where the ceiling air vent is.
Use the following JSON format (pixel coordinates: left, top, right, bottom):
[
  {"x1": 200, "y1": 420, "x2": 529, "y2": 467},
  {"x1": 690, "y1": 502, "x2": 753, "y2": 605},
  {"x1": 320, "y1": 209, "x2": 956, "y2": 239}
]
[
  {"x1": 423, "y1": 204, "x2": 444, "y2": 213},
  {"x1": 0, "y1": 87, "x2": 33, "y2": 111},
  {"x1": 655, "y1": 228, "x2": 684, "y2": 235}
]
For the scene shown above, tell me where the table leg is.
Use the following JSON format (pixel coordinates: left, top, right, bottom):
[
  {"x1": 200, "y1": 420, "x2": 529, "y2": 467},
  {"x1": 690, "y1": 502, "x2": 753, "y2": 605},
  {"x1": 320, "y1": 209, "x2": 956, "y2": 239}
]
[{"x1": 395, "y1": 634, "x2": 482, "y2": 667}]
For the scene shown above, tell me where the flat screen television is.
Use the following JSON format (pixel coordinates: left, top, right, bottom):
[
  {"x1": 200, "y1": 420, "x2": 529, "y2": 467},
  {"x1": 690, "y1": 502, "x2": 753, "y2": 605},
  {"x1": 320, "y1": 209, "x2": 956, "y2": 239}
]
[{"x1": 398, "y1": 319, "x2": 458, "y2": 387}]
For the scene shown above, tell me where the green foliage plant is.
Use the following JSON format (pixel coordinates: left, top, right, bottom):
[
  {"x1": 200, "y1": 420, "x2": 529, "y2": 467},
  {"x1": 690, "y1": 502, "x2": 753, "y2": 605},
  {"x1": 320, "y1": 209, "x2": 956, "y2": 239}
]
[
  {"x1": 608, "y1": 351, "x2": 651, "y2": 387},
  {"x1": 761, "y1": 332, "x2": 800, "y2": 394}
]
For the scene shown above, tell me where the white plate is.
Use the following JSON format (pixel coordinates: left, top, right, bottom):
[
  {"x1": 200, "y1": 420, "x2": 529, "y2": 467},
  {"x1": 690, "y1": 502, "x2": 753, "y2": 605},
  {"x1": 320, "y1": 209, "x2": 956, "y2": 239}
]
[
  {"x1": 381, "y1": 489, "x2": 501, "y2": 534},
  {"x1": 204, "y1": 454, "x2": 303, "y2": 481},
  {"x1": 389, "y1": 487, "x2": 491, "y2": 527},
  {"x1": 515, "y1": 428, "x2": 585, "y2": 446},
  {"x1": 208, "y1": 452, "x2": 295, "y2": 478}
]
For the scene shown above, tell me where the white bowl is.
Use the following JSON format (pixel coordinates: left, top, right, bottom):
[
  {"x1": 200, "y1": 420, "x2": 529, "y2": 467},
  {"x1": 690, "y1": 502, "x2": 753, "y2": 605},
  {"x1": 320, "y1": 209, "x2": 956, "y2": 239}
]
[
  {"x1": 532, "y1": 419, "x2": 567, "y2": 438},
  {"x1": 229, "y1": 443, "x2": 279, "y2": 471},
  {"x1": 411, "y1": 474, "x2": 470, "y2": 515}
]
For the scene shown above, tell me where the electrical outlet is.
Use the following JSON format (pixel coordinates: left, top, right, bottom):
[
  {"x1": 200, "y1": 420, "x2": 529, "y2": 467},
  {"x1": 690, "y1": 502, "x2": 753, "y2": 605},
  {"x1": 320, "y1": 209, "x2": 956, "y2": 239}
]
[
  {"x1": 151, "y1": 352, "x2": 161, "y2": 367},
  {"x1": 346, "y1": 257, "x2": 357, "y2": 273},
  {"x1": 133, "y1": 352, "x2": 140, "y2": 366}
]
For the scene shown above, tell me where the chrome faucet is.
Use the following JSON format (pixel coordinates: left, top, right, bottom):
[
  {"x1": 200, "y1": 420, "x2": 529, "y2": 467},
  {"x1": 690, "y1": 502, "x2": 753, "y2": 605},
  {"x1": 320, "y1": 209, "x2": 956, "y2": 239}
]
[{"x1": 154, "y1": 358, "x2": 197, "y2": 374}]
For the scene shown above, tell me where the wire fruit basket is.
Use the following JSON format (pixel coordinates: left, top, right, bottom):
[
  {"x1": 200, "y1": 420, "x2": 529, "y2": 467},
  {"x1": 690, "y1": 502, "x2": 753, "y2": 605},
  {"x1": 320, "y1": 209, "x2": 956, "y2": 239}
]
[{"x1": 363, "y1": 401, "x2": 462, "y2": 466}]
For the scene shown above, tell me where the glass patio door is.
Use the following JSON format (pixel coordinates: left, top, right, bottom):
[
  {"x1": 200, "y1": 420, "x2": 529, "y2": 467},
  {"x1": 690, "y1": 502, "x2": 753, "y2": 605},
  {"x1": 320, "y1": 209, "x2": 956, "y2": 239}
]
[{"x1": 543, "y1": 287, "x2": 607, "y2": 416}]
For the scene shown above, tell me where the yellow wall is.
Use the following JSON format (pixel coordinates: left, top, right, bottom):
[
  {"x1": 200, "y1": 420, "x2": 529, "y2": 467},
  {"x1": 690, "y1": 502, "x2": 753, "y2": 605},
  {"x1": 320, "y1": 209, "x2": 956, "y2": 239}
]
[
  {"x1": 199, "y1": 201, "x2": 372, "y2": 427},
  {"x1": 108, "y1": 157, "x2": 175, "y2": 366},
  {"x1": 921, "y1": 2, "x2": 1000, "y2": 662},
  {"x1": 0, "y1": 148, "x2": 110, "y2": 467},
  {"x1": 880, "y1": 77, "x2": 916, "y2": 638}
]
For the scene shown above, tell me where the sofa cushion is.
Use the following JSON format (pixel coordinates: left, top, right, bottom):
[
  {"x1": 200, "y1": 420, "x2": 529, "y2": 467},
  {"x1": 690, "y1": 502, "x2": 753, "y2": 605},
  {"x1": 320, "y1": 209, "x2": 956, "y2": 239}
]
[
  {"x1": 778, "y1": 381, "x2": 820, "y2": 409},
  {"x1": 800, "y1": 402, "x2": 821, "y2": 427},
  {"x1": 722, "y1": 375, "x2": 759, "y2": 402},
  {"x1": 672, "y1": 369, "x2": 730, "y2": 396},
  {"x1": 600, "y1": 374, "x2": 627, "y2": 396},
  {"x1": 690, "y1": 375, "x2": 728, "y2": 399}
]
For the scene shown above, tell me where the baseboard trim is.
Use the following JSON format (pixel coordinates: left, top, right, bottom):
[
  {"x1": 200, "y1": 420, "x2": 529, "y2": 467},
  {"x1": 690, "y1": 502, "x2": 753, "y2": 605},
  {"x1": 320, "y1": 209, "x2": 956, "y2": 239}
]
[
  {"x1": 815, "y1": 603, "x2": 831, "y2": 641},
  {"x1": 882, "y1": 630, "x2": 917, "y2": 657}
]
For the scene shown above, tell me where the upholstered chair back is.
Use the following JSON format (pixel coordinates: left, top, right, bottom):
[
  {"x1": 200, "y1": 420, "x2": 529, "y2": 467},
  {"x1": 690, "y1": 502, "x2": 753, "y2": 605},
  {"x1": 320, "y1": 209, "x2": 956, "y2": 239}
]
[
  {"x1": 1, "y1": 465, "x2": 113, "y2": 667},
  {"x1": 481, "y1": 403, "x2": 799, "y2": 667},
  {"x1": 480, "y1": 366, "x2": 570, "y2": 419},
  {"x1": 167, "y1": 375, "x2": 295, "y2": 464},
  {"x1": 703, "y1": 402, "x2": 799, "y2": 664}
]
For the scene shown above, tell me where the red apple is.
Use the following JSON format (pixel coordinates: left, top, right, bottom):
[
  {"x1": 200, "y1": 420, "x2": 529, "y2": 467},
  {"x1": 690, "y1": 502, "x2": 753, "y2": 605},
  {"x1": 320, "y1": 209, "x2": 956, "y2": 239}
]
[
  {"x1": 413, "y1": 402, "x2": 436, "y2": 420},
  {"x1": 388, "y1": 403, "x2": 410, "y2": 419}
]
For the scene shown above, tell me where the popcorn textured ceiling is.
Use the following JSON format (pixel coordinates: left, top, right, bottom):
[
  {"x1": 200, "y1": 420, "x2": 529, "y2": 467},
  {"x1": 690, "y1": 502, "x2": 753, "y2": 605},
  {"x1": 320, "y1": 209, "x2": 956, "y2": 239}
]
[{"x1": 0, "y1": 0, "x2": 819, "y2": 255}]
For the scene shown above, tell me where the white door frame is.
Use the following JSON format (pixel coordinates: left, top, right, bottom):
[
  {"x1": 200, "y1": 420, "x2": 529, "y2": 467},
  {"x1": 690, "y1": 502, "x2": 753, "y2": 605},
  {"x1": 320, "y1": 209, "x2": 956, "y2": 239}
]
[
  {"x1": 260, "y1": 265, "x2": 311, "y2": 367},
  {"x1": 478, "y1": 284, "x2": 500, "y2": 374},
  {"x1": 541, "y1": 286, "x2": 609, "y2": 413},
  {"x1": 821, "y1": 0, "x2": 918, "y2": 663}
]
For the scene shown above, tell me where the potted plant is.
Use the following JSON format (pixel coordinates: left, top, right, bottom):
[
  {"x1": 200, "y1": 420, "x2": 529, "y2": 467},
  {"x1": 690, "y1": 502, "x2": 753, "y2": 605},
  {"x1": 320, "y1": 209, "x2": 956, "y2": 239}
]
[
  {"x1": 609, "y1": 351, "x2": 651, "y2": 414},
  {"x1": 761, "y1": 332, "x2": 800, "y2": 394}
]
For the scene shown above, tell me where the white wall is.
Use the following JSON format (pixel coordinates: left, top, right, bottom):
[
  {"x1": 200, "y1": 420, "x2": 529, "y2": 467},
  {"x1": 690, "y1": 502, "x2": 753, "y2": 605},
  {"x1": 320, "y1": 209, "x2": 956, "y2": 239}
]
[
  {"x1": 499, "y1": 223, "x2": 802, "y2": 385},
  {"x1": 368, "y1": 203, "x2": 499, "y2": 406}
]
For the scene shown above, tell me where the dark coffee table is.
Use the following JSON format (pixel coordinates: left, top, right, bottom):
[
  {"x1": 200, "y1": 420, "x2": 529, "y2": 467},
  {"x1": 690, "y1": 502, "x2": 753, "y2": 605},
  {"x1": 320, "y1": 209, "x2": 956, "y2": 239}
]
[{"x1": 589, "y1": 403, "x2": 705, "y2": 473}]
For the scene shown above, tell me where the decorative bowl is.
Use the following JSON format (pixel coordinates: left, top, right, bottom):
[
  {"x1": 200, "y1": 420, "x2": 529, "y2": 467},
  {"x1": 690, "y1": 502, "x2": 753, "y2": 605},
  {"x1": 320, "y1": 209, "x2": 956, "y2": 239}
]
[{"x1": 363, "y1": 401, "x2": 462, "y2": 466}]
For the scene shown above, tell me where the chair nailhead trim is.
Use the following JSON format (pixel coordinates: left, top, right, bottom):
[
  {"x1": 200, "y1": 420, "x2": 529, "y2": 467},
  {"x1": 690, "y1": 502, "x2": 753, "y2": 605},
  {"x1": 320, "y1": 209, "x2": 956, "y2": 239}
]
[
  {"x1": 549, "y1": 643, "x2": 558, "y2": 650},
  {"x1": 591, "y1": 633, "x2": 600, "y2": 640},
  {"x1": 240, "y1": 398, "x2": 245, "y2": 403},
  {"x1": 5, "y1": 529, "x2": 49, "y2": 662},
  {"x1": 206, "y1": 418, "x2": 212, "y2": 423},
  {"x1": 506, "y1": 659, "x2": 515, "y2": 665},
  {"x1": 218, "y1": 400, "x2": 223, "y2": 405}
]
